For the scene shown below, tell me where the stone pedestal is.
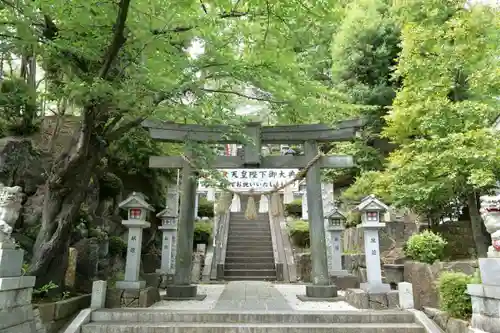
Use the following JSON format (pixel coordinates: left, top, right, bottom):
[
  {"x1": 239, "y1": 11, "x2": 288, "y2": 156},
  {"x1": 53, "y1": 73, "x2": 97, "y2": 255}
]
[
  {"x1": 328, "y1": 226, "x2": 345, "y2": 275},
  {"x1": 116, "y1": 220, "x2": 150, "y2": 290},
  {"x1": 157, "y1": 224, "x2": 177, "y2": 275},
  {"x1": 0, "y1": 242, "x2": 37, "y2": 333},
  {"x1": 358, "y1": 224, "x2": 390, "y2": 293},
  {"x1": 467, "y1": 258, "x2": 500, "y2": 333}
]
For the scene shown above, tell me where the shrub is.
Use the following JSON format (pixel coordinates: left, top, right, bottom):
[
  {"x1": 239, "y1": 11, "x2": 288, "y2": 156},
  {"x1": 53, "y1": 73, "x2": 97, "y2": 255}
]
[
  {"x1": 194, "y1": 221, "x2": 213, "y2": 248},
  {"x1": 438, "y1": 272, "x2": 473, "y2": 320},
  {"x1": 198, "y1": 197, "x2": 215, "y2": 218},
  {"x1": 109, "y1": 236, "x2": 127, "y2": 257},
  {"x1": 404, "y1": 230, "x2": 447, "y2": 264},
  {"x1": 288, "y1": 220, "x2": 310, "y2": 248},
  {"x1": 285, "y1": 199, "x2": 302, "y2": 217}
]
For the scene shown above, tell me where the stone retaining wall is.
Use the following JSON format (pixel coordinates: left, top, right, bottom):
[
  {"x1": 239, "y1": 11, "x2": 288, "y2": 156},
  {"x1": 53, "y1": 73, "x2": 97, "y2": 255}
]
[
  {"x1": 34, "y1": 294, "x2": 91, "y2": 333},
  {"x1": 423, "y1": 307, "x2": 470, "y2": 333}
]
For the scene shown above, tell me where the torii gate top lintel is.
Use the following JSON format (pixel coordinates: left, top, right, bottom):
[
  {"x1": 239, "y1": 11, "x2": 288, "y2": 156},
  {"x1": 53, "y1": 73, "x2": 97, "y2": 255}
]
[{"x1": 142, "y1": 118, "x2": 365, "y2": 169}]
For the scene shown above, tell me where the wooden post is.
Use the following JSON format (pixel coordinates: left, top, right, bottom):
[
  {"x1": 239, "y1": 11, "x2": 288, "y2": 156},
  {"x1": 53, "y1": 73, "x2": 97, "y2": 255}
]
[
  {"x1": 301, "y1": 140, "x2": 338, "y2": 299},
  {"x1": 165, "y1": 150, "x2": 206, "y2": 300}
]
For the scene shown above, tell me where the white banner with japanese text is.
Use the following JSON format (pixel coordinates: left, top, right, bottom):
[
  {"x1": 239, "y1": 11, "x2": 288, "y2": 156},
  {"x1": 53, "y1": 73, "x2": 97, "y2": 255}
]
[{"x1": 198, "y1": 169, "x2": 299, "y2": 192}]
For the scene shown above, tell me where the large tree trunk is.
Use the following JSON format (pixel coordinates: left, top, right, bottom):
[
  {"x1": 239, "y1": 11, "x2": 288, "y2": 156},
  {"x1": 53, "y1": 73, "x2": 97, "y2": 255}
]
[
  {"x1": 467, "y1": 191, "x2": 489, "y2": 258},
  {"x1": 28, "y1": 111, "x2": 101, "y2": 288}
]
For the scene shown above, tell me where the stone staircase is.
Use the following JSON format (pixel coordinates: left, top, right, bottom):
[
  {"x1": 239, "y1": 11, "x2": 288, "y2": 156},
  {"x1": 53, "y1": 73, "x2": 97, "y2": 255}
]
[
  {"x1": 81, "y1": 309, "x2": 426, "y2": 333},
  {"x1": 224, "y1": 212, "x2": 277, "y2": 281}
]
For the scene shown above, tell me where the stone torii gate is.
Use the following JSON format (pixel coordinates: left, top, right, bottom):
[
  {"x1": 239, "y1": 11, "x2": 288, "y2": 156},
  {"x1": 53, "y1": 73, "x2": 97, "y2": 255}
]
[{"x1": 143, "y1": 119, "x2": 363, "y2": 300}]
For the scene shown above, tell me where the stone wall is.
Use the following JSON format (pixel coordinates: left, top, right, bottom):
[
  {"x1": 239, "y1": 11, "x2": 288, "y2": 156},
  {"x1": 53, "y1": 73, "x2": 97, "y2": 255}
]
[
  {"x1": 423, "y1": 307, "x2": 470, "y2": 333},
  {"x1": 404, "y1": 260, "x2": 477, "y2": 309},
  {"x1": 422, "y1": 220, "x2": 477, "y2": 259},
  {"x1": 33, "y1": 294, "x2": 91, "y2": 333},
  {"x1": 342, "y1": 221, "x2": 417, "y2": 254}
]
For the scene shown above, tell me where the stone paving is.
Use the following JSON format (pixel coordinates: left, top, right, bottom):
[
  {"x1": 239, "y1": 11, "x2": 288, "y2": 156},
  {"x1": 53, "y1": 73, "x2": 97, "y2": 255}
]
[{"x1": 152, "y1": 281, "x2": 358, "y2": 311}]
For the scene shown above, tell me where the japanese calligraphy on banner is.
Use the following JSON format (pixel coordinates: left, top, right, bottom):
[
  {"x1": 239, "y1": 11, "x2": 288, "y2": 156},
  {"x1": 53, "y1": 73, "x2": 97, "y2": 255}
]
[{"x1": 199, "y1": 169, "x2": 299, "y2": 191}]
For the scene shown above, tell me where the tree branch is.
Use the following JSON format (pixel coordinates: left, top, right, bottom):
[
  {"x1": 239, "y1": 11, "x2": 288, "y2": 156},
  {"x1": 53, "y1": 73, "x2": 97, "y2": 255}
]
[
  {"x1": 99, "y1": 0, "x2": 132, "y2": 79},
  {"x1": 200, "y1": 88, "x2": 288, "y2": 104}
]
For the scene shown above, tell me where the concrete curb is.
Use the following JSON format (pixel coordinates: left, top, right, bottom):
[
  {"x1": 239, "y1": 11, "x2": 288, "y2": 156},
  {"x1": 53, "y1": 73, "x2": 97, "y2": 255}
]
[
  {"x1": 62, "y1": 308, "x2": 93, "y2": 333},
  {"x1": 408, "y1": 309, "x2": 444, "y2": 333}
]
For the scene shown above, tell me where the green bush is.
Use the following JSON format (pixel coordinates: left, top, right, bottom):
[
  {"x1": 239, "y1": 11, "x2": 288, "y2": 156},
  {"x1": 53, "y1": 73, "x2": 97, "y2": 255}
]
[
  {"x1": 438, "y1": 272, "x2": 474, "y2": 320},
  {"x1": 285, "y1": 199, "x2": 302, "y2": 217},
  {"x1": 198, "y1": 197, "x2": 214, "y2": 218},
  {"x1": 109, "y1": 236, "x2": 127, "y2": 257},
  {"x1": 288, "y1": 220, "x2": 310, "y2": 248},
  {"x1": 193, "y1": 221, "x2": 213, "y2": 248},
  {"x1": 404, "y1": 230, "x2": 447, "y2": 264}
]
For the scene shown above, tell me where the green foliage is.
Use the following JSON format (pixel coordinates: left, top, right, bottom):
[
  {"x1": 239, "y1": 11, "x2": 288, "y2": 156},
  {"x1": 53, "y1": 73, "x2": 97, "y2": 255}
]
[
  {"x1": 193, "y1": 221, "x2": 213, "y2": 248},
  {"x1": 438, "y1": 272, "x2": 474, "y2": 320},
  {"x1": 198, "y1": 197, "x2": 214, "y2": 218},
  {"x1": 33, "y1": 281, "x2": 58, "y2": 299},
  {"x1": 405, "y1": 230, "x2": 447, "y2": 264},
  {"x1": 109, "y1": 236, "x2": 127, "y2": 257},
  {"x1": 0, "y1": 77, "x2": 40, "y2": 135},
  {"x1": 88, "y1": 227, "x2": 108, "y2": 242},
  {"x1": 288, "y1": 220, "x2": 310, "y2": 248},
  {"x1": 98, "y1": 172, "x2": 123, "y2": 199},
  {"x1": 285, "y1": 199, "x2": 302, "y2": 217}
]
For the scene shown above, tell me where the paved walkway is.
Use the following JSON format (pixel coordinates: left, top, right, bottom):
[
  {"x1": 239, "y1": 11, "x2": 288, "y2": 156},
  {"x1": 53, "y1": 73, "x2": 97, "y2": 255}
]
[
  {"x1": 214, "y1": 281, "x2": 292, "y2": 311},
  {"x1": 153, "y1": 281, "x2": 357, "y2": 311}
]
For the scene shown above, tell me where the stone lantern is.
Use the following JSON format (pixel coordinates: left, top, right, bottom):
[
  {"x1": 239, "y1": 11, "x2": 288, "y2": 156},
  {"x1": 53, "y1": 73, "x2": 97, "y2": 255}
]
[
  {"x1": 326, "y1": 208, "x2": 347, "y2": 276},
  {"x1": 354, "y1": 194, "x2": 390, "y2": 293},
  {"x1": 156, "y1": 208, "x2": 178, "y2": 275},
  {"x1": 116, "y1": 192, "x2": 154, "y2": 290}
]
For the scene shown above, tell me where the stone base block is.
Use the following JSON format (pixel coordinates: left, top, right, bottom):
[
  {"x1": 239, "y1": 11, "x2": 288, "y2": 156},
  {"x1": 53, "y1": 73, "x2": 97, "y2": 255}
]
[
  {"x1": 164, "y1": 284, "x2": 207, "y2": 301},
  {"x1": 143, "y1": 272, "x2": 162, "y2": 288},
  {"x1": 105, "y1": 286, "x2": 160, "y2": 308},
  {"x1": 330, "y1": 273, "x2": 359, "y2": 290},
  {"x1": 0, "y1": 249, "x2": 24, "y2": 278},
  {"x1": 0, "y1": 276, "x2": 35, "y2": 291},
  {"x1": 468, "y1": 283, "x2": 500, "y2": 333},
  {"x1": 115, "y1": 280, "x2": 146, "y2": 290},
  {"x1": 478, "y1": 258, "x2": 500, "y2": 286},
  {"x1": 360, "y1": 282, "x2": 391, "y2": 293},
  {"x1": 296, "y1": 284, "x2": 339, "y2": 301},
  {"x1": 345, "y1": 288, "x2": 399, "y2": 310},
  {"x1": 0, "y1": 304, "x2": 34, "y2": 330}
]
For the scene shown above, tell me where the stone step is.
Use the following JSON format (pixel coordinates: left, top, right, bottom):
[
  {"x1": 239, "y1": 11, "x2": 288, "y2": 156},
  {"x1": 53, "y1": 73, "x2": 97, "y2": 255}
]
[
  {"x1": 226, "y1": 246, "x2": 274, "y2": 253},
  {"x1": 82, "y1": 322, "x2": 424, "y2": 333},
  {"x1": 230, "y1": 222, "x2": 269, "y2": 226},
  {"x1": 227, "y1": 239, "x2": 272, "y2": 245},
  {"x1": 224, "y1": 269, "x2": 276, "y2": 277},
  {"x1": 224, "y1": 262, "x2": 276, "y2": 270},
  {"x1": 225, "y1": 250, "x2": 274, "y2": 257},
  {"x1": 90, "y1": 310, "x2": 418, "y2": 324},
  {"x1": 228, "y1": 228, "x2": 271, "y2": 233},
  {"x1": 228, "y1": 236, "x2": 272, "y2": 241},
  {"x1": 223, "y1": 276, "x2": 278, "y2": 281},
  {"x1": 224, "y1": 257, "x2": 275, "y2": 264}
]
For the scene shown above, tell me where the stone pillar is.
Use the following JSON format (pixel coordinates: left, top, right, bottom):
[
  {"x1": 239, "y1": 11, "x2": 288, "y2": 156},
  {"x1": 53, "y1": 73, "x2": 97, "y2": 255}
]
[
  {"x1": 467, "y1": 195, "x2": 500, "y2": 333},
  {"x1": 284, "y1": 185, "x2": 294, "y2": 204},
  {"x1": 356, "y1": 195, "x2": 390, "y2": 293},
  {"x1": 328, "y1": 226, "x2": 346, "y2": 275},
  {"x1": 259, "y1": 194, "x2": 269, "y2": 213},
  {"x1": 301, "y1": 191, "x2": 308, "y2": 220},
  {"x1": 0, "y1": 206, "x2": 37, "y2": 333},
  {"x1": 117, "y1": 192, "x2": 154, "y2": 290},
  {"x1": 230, "y1": 193, "x2": 240, "y2": 212},
  {"x1": 298, "y1": 141, "x2": 338, "y2": 300},
  {"x1": 156, "y1": 216, "x2": 177, "y2": 275},
  {"x1": 165, "y1": 152, "x2": 206, "y2": 300},
  {"x1": 64, "y1": 247, "x2": 78, "y2": 289},
  {"x1": 322, "y1": 183, "x2": 334, "y2": 272},
  {"x1": 194, "y1": 192, "x2": 199, "y2": 219}
]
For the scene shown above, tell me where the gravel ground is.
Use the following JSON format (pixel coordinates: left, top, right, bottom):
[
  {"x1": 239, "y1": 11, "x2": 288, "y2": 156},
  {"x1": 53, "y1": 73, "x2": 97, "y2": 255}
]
[
  {"x1": 273, "y1": 284, "x2": 360, "y2": 311},
  {"x1": 151, "y1": 284, "x2": 225, "y2": 310}
]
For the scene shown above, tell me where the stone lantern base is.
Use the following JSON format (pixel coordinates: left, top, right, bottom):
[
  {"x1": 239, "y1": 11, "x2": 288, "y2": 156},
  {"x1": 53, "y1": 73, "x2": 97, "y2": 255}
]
[{"x1": 467, "y1": 258, "x2": 500, "y2": 333}]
